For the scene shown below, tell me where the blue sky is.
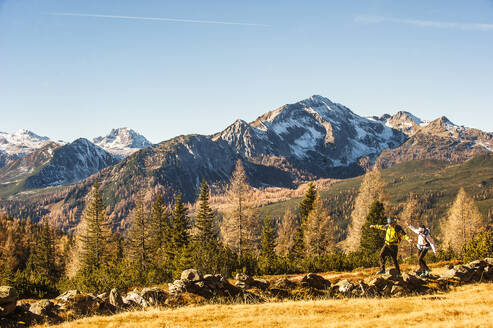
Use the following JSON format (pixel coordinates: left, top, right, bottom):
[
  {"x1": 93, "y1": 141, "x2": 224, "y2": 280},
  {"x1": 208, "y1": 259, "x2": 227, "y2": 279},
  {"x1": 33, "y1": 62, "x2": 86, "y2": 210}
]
[{"x1": 1, "y1": 0, "x2": 492, "y2": 143}]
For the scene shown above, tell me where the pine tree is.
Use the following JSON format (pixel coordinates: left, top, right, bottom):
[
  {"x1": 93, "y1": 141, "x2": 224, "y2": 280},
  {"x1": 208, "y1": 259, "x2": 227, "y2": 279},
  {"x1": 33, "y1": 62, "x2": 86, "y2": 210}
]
[
  {"x1": 31, "y1": 221, "x2": 57, "y2": 283},
  {"x1": 275, "y1": 209, "x2": 297, "y2": 257},
  {"x1": 442, "y1": 188, "x2": 484, "y2": 253},
  {"x1": 304, "y1": 195, "x2": 336, "y2": 257},
  {"x1": 359, "y1": 199, "x2": 386, "y2": 254},
  {"x1": 342, "y1": 168, "x2": 385, "y2": 253},
  {"x1": 79, "y1": 181, "x2": 113, "y2": 272},
  {"x1": 170, "y1": 193, "x2": 190, "y2": 251},
  {"x1": 127, "y1": 197, "x2": 150, "y2": 283},
  {"x1": 291, "y1": 181, "x2": 318, "y2": 259},
  {"x1": 259, "y1": 217, "x2": 277, "y2": 274},
  {"x1": 221, "y1": 160, "x2": 260, "y2": 255},
  {"x1": 299, "y1": 181, "x2": 317, "y2": 225},
  {"x1": 194, "y1": 180, "x2": 217, "y2": 243},
  {"x1": 149, "y1": 192, "x2": 171, "y2": 262}
]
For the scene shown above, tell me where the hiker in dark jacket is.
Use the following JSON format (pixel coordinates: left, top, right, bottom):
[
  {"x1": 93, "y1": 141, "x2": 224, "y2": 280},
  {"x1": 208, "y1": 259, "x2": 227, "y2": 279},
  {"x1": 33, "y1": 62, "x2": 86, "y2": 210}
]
[
  {"x1": 370, "y1": 217, "x2": 411, "y2": 276},
  {"x1": 409, "y1": 224, "x2": 437, "y2": 277}
]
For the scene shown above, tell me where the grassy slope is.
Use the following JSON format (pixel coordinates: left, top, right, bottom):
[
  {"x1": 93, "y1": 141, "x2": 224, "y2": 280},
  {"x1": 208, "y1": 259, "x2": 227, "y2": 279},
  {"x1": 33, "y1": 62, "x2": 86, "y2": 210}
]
[
  {"x1": 261, "y1": 153, "x2": 493, "y2": 225},
  {"x1": 42, "y1": 283, "x2": 493, "y2": 328}
]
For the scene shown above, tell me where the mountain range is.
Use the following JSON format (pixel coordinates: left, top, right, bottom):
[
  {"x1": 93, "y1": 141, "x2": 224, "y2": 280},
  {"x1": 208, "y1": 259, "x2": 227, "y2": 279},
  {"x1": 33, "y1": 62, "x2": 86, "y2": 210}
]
[{"x1": 0, "y1": 95, "x2": 491, "y2": 231}]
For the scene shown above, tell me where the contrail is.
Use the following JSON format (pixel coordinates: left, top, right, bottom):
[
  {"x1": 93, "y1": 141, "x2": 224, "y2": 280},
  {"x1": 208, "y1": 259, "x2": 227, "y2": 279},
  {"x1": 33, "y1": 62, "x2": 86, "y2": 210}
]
[
  {"x1": 47, "y1": 12, "x2": 271, "y2": 27},
  {"x1": 355, "y1": 15, "x2": 493, "y2": 32}
]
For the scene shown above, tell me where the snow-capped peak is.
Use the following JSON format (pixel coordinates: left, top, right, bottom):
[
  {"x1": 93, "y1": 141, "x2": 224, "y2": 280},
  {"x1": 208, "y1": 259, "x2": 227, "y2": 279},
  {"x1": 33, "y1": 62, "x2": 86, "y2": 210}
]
[
  {"x1": 0, "y1": 129, "x2": 53, "y2": 156},
  {"x1": 93, "y1": 127, "x2": 152, "y2": 158}
]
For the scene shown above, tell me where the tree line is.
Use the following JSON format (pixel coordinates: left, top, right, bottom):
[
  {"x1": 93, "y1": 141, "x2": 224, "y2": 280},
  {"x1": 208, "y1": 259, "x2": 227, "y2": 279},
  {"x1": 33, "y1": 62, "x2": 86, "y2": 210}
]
[{"x1": 1, "y1": 161, "x2": 492, "y2": 297}]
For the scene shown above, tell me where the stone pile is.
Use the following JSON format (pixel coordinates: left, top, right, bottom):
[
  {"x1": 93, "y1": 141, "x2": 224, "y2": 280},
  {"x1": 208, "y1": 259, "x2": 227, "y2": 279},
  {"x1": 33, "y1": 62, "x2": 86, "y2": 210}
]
[{"x1": 1, "y1": 258, "x2": 492, "y2": 327}]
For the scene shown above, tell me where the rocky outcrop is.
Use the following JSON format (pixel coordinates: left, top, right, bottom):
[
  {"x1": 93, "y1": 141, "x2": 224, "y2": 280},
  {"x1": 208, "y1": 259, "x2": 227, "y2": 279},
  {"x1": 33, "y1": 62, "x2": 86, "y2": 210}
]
[
  {"x1": 0, "y1": 286, "x2": 17, "y2": 317},
  {"x1": 2, "y1": 259, "x2": 493, "y2": 327}
]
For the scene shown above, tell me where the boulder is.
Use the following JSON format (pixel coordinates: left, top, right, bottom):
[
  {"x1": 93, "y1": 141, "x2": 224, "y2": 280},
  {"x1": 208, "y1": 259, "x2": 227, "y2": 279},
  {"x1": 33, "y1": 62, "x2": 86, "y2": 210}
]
[
  {"x1": 109, "y1": 288, "x2": 124, "y2": 308},
  {"x1": 0, "y1": 286, "x2": 17, "y2": 317},
  {"x1": 235, "y1": 273, "x2": 254, "y2": 284},
  {"x1": 168, "y1": 280, "x2": 188, "y2": 295},
  {"x1": 484, "y1": 258, "x2": 493, "y2": 266},
  {"x1": 59, "y1": 293, "x2": 114, "y2": 317},
  {"x1": 140, "y1": 288, "x2": 168, "y2": 306},
  {"x1": 123, "y1": 291, "x2": 148, "y2": 308},
  {"x1": 273, "y1": 278, "x2": 297, "y2": 290},
  {"x1": 56, "y1": 290, "x2": 80, "y2": 303},
  {"x1": 300, "y1": 273, "x2": 330, "y2": 290},
  {"x1": 335, "y1": 279, "x2": 354, "y2": 294},
  {"x1": 30, "y1": 300, "x2": 56, "y2": 316},
  {"x1": 181, "y1": 269, "x2": 203, "y2": 282}
]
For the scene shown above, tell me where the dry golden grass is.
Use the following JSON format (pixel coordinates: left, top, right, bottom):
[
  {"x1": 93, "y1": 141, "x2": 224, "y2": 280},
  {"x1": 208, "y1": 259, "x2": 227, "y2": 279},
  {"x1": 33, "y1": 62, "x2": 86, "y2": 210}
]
[{"x1": 41, "y1": 283, "x2": 493, "y2": 328}]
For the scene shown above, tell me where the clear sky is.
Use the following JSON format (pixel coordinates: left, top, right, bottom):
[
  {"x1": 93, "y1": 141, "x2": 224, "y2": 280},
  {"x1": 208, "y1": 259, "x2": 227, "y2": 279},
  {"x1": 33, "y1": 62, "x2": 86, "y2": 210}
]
[{"x1": 1, "y1": 0, "x2": 492, "y2": 143}]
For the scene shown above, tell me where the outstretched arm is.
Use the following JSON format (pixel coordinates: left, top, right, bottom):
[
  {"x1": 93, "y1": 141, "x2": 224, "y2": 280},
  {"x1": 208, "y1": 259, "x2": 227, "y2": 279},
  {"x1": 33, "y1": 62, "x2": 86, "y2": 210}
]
[
  {"x1": 408, "y1": 225, "x2": 420, "y2": 235},
  {"x1": 370, "y1": 224, "x2": 387, "y2": 231}
]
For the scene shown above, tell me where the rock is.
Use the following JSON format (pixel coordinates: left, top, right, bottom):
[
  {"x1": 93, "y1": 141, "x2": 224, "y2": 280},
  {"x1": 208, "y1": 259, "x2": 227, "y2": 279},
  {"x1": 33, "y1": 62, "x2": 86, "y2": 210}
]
[
  {"x1": 273, "y1": 278, "x2": 297, "y2": 290},
  {"x1": 30, "y1": 300, "x2": 56, "y2": 316},
  {"x1": 484, "y1": 258, "x2": 493, "y2": 266},
  {"x1": 97, "y1": 292, "x2": 109, "y2": 303},
  {"x1": 168, "y1": 280, "x2": 188, "y2": 295},
  {"x1": 140, "y1": 287, "x2": 168, "y2": 306},
  {"x1": 483, "y1": 265, "x2": 493, "y2": 280},
  {"x1": 391, "y1": 285, "x2": 406, "y2": 296},
  {"x1": 0, "y1": 286, "x2": 17, "y2": 317},
  {"x1": 401, "y1": 273, "x2": 426, "y2": 292},
  {"x1": 109, "y1": 288, "x2": 124, "y2": 308},
  {"x1": 56, "y1": 290, "x2": 80, "y2": 303},
  {"x1": 59, "y1": 293, "x2": 115, "y2": 317},
  {"x1": 235, "y1": 273, "x2": 254, "y2": 284},
  {"x1": 181, "y1": 269, "x2": 203, "y2": 282},
  {"x1": 123, "y1": 292, "x2": 148, "y2": 308},
  {"x1": 300, "y1": 273, "x2": 330, "y2": 290},
  {"x1": 235, "y1": 281, "x2": 249, "y2": 290},
  {"x1": 468, "y1": 260, "x2": 487, "y2": 269},
  {"x1": 251, "y1": 279, "x2": 269, "y2": 290},
  {"x1": 388, "y1": 268, "x2": 400, "y2": 277},
  {"x1": 16, "y1": 301, "x2": 31, "y2": 312},
  {"x1": 335, "y1": 279, "x2": 354, "y2": 294}
]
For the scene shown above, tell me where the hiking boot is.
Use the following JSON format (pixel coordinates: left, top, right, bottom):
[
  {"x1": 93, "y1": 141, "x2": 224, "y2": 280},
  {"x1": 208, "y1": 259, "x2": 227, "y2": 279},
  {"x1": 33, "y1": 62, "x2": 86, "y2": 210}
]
[{"x1": 377, "y1": 270, "x2": 385, "y2": 274}]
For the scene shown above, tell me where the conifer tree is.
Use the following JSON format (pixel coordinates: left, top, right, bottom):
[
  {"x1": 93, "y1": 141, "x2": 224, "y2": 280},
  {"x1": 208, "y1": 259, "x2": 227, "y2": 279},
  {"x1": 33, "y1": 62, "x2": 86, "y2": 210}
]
[
  {"x1": 194, "y1": 180, "x2": 217, "y2": 243},
  {"x1": 127, "y1": 197, "x2": 150, "y2": 282},
  {"x1": 221, "y1": 160, "x2": 260, "y2": 255},
  {"x1": 79, "y1": 181, "x2": 113, "y2": 272},
  {"x1": 304, "y1": 195, "x2": 336, "y2": 257},
  {"x1": 359, "y1": 199, "x2": 386, "y2": 254},
  {"x1": 170, "y1": 193, "x2": 190, "y2": 251},
  {"x1": 342, "y1": 168, "x2": 385, "y2": 253},
  {"x1": 299, "y1": 181, "x2": 317, "y2": 224},
  {"x1": 31, "y1": 221, "x2": 57, "y2": 283},
  {"x1": 275, "y1": 209, "x2": 297, "y2": 257},
  {"x1": 291, "y1": 181, "x2": 317, "y2": 259},
  {"x1": 259, "y1": 217, "x2": 277, "y2": 274},
  {"x1": 149, "y1": 192, "x2": 171, "y2": 262},
  {"x1": 442, "y1": 188, "x2": 484, "y2": 253}
]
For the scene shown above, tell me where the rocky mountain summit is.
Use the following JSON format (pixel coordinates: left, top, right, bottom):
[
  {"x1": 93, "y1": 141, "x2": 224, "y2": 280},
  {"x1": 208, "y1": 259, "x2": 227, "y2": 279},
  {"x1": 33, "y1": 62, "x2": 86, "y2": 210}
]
[
  {"x1": 375, "y1": 116, "x2": 493, "y2": 169},
  {"x1": 93, "y1": 127, "x2": 152, "y2": 158},
  {"x1": 0, "y1": 129, "x2": 56, "y2": 168}
]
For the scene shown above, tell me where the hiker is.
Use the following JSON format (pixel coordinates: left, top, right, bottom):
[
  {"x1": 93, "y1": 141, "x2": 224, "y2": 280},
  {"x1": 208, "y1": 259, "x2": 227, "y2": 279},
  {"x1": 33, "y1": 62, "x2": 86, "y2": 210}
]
[
  {"x1": 370, "y1": 217, "x2": 411, "y2": 276},
  {"x1": 408, "y1": 224, "x2": 437, "y2": 277}
]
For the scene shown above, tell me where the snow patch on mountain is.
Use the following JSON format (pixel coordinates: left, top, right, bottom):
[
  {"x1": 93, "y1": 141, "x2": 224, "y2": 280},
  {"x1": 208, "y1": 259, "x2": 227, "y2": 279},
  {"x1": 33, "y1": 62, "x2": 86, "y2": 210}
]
[
  {"x1": 93, "y1": 128, "x2": 152, "y2": 158},
  {"x1": 0, "y1": 129, "x2": 54, "y2": 156}
]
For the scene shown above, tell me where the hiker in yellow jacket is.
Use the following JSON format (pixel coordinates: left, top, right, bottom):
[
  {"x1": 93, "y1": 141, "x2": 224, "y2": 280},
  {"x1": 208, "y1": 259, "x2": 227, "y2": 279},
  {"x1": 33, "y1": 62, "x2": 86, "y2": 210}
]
[{"x1": 370, "y1": 217, "x2": 411, "y2": 276}]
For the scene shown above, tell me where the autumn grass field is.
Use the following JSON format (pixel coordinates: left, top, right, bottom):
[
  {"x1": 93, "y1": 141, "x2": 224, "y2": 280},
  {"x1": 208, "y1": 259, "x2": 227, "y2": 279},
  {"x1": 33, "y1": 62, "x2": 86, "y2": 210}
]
[{"x1": 39, "y1": 282, "x2": 493, "y2": 328}]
